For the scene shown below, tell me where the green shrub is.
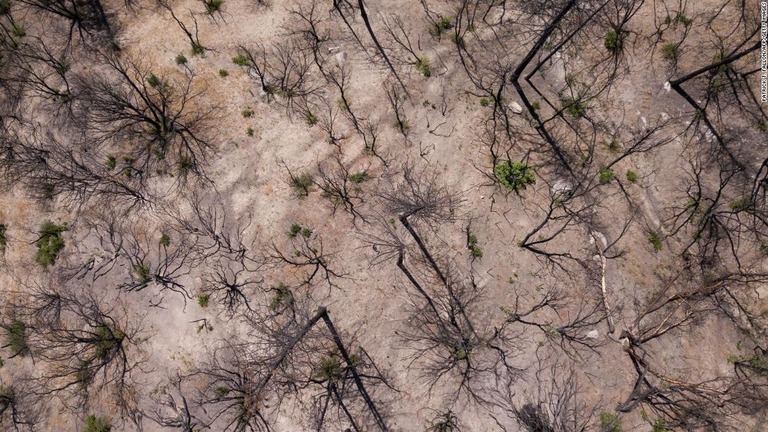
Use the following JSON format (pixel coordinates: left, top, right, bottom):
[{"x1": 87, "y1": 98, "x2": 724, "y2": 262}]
[
  {"x1": 135, "y1": 263, "x2": 151, "y2": 283},
  {"x1": 349, "y1": 172, "x2": 369, "y2": 183},
  {"x1": 647, "y1": 232, "x2": 662, "y2": 252},
  {"x1": 651, "y1": 418, "x2": 668, "y2": 432},
  {"x1": 5, "y1": 320, "x2": 29, "y2": 357},
  {"x1": 36, "y1": 221, "x2": 67, "y2": 268},
  {"x1": 191, "y1": 43, "x2": 204, "y2": 56},
  {"x1": 290, "y1": 173, "x2": 314, "y2": 197},
  {"x1": 11, "y1": 24, "x2": 25, "y2": 37},
  {"x1": 83, "y1": 415, "x2": 111, "y2": 432},
  {"x1": 431, "y1": 16, "x2": 453, "y2": 37},
  {"x1": 495, "y1": 161, "x2": 536, "y2": 192},
  {"x1": 479, "y1": 97, "x2": 490, "y2": 107},
  {"x1": 246, "y1": 127, "x2": 254, "y2": 136},
  {"x1": 0, "y1": 223, "x2": 6, "y2": 248},
  {"x1": 604, "y1": 28, "x2": 621, "y2": 52},
  {"x1": 94, "y1": 326, "x2": 123, "y2": 360},
  {"x1": 304, "y1": 111, "x2": 318, "y2": 126},
  {"x1": 531, "y1": 100, "x2": 541, "y2": 111},
  {"x1": 416, "y1": 56, "x2": 432, "y2": 77},
  {"x1": 728, "y1": 197, "x2": 753, "y2": 211},
  {"x1": 146, "y1": 74, "x2": 161, "y2": 88},
  {"x1": 197, "y1": 294, "x2": 209, "y2": 308},
  {"x1": 232, "y1": 54, "x2": 250, "y2": 66},
  {"x1": 470, "y1": 246, "x2": 483, "y2": 258},
  {"x1": 203, "y1": 0, "x2": 223, "y2": 14},
  {"x1": 106, "y1": 155, "x2": 117, "y2": 170},
  {"x1": 599, "y1": 411, "x2": 622, "y2": 432},
  {"x1": 268, "y1": 283, "x2": 293, "y2": 310},
  {"x1": 661, "y1": 42, "x2": 680, "y2": 61},
  {"x1": 177, "y1": 156, "x2": 193, "y2": 178},
  {"x1": 468, "y1": 234, "x2": 478, "y2": 247},
  {"x1": 626, "y1": 170, "x2": 637, "y2": 183},
  {"x1": 599, "y1": 167, "x2": 614, "y2": 184},
  {"x1": 316, "y1": 355, "x2": 343, "y2": 381},
  {"x1": 607, "y1": 140, "x2": 621, "y2": 153},
  {"x1": 241, "y1": 108, "x2": 254, "y2": 118},
  {"x1": 175, "y1": 53, "x2": 187, "y2": 65},
  {"x1": 0, "y1": 0, "x2": 10, "y2": 15},
  {"x1": 562, "y1": 97, "x2": 586, "y2": 118},
  {"x1": 219, "y1": 68, "x2": 229, "y2": 77},
  {"x1": 159, "y1": 233, "x2": 170, "y2": 247},
  {"x1": 289, "y1": 223, "x2": 302, "y2": 238}
]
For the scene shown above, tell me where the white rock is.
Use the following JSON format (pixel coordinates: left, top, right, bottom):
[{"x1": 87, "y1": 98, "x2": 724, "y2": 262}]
[
  {"x1": 590, "y1": 230, "x2": 608, "y2": 250},
  {"x1": 660, "y1": 112, "x2": 670, "y2": 121},
  {"x1": 335, "y1": 51, "x2": 347, "y2": 64},
  {"x1": 586, "y1": 330, "x2": 600, "y2": 339},
  {"x1": 551, "y1": 179, "x2": 573, "y2": 196},
  {"x1": 509, "y1": 101, "x2": 523, "y2": 114},
  {"x1": 663, "y1": 81, "x2": 671, "y2": 92}
]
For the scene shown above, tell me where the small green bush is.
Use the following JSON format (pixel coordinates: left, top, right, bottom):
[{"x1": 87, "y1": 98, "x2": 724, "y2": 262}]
[
  {"x1": 604, "y1": 28, "x2": 623, "y2": 52},
  {"x1": 94, "y1": 326, "x2": 123, "y2": 360},
  {"x1": 304, "y1": 111, "x2": 318, "y2": 126},
  {"x1": 11, "y1": 24, "x2": 25, "y2": 38},
  {"x1": 661, "y1": 42, "x2": 680, "y2": 61},
  {"x1": 0, "y1": 0, "x2": 10, "y2": 15},
  {"x1": 626, "y1": 170, "x2": 637, "y2": 183},
  {"x1": 36, "y1": 221, "x2": 67, "y2": 268},
  {"x1": 599, "y1": 411, "x2": 622, "y2": 432},
  {"x1": 317, "y1": 355, "x2": 343, "y2": 381},
  {"x1": 159, "y1": 233, "x2": 171, "y2": 247},
  {"x1": 5, "y1": 320, "x2": 29, "y2": 357},
  {"x1": 135, "y1": 263, "x2": 151, "y2": 283},
  {"x1": 197, "y1": 294, "x2": 209, "y2": 308},
  {"x1": 479, "y1": 97, "x2": 490, "y2": 107},
  {"x1": 599, "y1": 167, "x2": 614, "y2": 184},
  {"x1": 83, "y1": 415, "x2": 111, "y2": 432},
  {"x1": 495, "y1": 161, "x2": 536, "y2": 192},
  {"x1": 562, "y1": 97, "x2": 587, "y2": 118},
  {"x1": 268, "y1": 283, "x2": 294, "y2": 310},
  {"x1": 289, "y1": 223, "x2": 302, "y2": 238},
  {"x1": 607, "y1": 140, "x2": 621, "y2": 153},
  {"x1": 431, "y1": 16, "x2": 453, "y2": 37},
  {"x1": 470, "y1": 246, "x2": 483, "y2": 258},
  {"x1": 241, "y1": 108, "x2": 254, "y2": 118},
  {"x1": 531, "y1": 100, "x2": 541, "y2": 111},
  {"x1": 290, "y1": 173, "x2": 314, "y2": 197},
  {"x1": 232, "y1": 54, "x2": 250, "y2": 66},
  {"x1": 219, "y1": 68, "x2": 229, "y2": 77},
  {"x1": 191, "y1": 43, "x2": 205, "y2": 56},
  {"x1": 246, "y1": 127, "x2": 254, "y2": 136},
  {"x1": 106, "y1": 155, "x2": 117, "y2": 170},
  {"x1": 146, "y1": 74, "x2": 161, "y2": 88},
  {"x1": 647, "y1": 232, "x2": 662, "y2": 252},
  {"x1": 203, "y1": 0, "x2": 223, "y2": 14},
  {"x1": 175, "y1": 53, "x2": 188, "y2": 65},
  {"x1": 0, "y1": 223, "x2": 6, "y2": 248},
  {"x1": 728, "y1": 197, "x2": 753, "y2": 211},
  {"x1": 416, "y1": 56, "x2": 432, "y2": 77},
  {"x1": 349, "y1": 172, "x2": 369, "y2": 183},
  {"x1": 177, "y1": 156, "x2": 193, "y2": 178}
]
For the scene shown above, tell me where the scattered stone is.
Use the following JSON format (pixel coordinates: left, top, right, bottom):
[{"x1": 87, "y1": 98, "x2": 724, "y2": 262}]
[
  {"x1": 586, "y1": 329, "x2": 600, "y2": 339},
  {"x1": 509, "y1": 101, "x2": 523, "y2": 114},
  {"x1": 664, "y1": 81, "x2": 671, "y2": 92}
]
